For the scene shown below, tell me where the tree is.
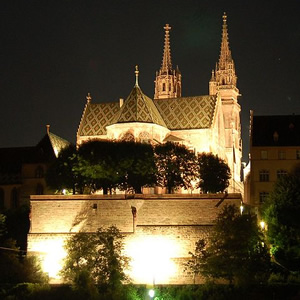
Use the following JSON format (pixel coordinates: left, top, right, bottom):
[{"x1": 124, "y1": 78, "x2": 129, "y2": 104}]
[
  {"x1": 198, "y1": 152, "x2": 231, "y2": 193},
  {"x1": 187, "y1": 205, "x2": 270, "y2": 285},
  {"x1": 46, "y1": 144, "x2": 85, "y2": 194},
  {"x1": 155, "y1": 142, "x2": 198, "y2": 193},
  {"x1": 262, "y1": 170, "x2": 300, "y2": 271},
  {"x1": 61, "y1": 226, "x2": 130, "y2": 291},
  {"x1": 117, "y1": 141, "x2": 157, "y2": 193},
  {"x1": 77, "y1": 140, "x2": 157, "y2": 194},
  {"x1": 0, "y1": 213, "x2": 48, "y2": 284}
]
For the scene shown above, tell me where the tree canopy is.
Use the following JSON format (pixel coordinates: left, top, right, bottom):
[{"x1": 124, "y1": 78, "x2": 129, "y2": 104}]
[
  {"x1": 262, "y1": 170, "x2": 300, "y2": 271},
  {"x1": 198, "y1": 152, "x2": 231, "y2": 193},
  {"x1": 61, "y1": 226, "x2": 129, "y2": 290},
  {"x1": 155, "y1": 142, "x2": 198, "y2": 193},
  {"x1": 187, "y1": 205, "x2": 270, "y2": 285}
]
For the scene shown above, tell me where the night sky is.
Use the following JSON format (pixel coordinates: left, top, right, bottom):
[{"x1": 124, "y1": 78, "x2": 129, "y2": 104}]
[{"x1": 0, "y1": 0, "x2": 299, "y2": 161}]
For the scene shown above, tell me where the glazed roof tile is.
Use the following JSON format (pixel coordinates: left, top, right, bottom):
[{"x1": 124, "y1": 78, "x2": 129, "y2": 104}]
[{"x1": 154, "y1": 95, "x2": 216, "y2": 130}]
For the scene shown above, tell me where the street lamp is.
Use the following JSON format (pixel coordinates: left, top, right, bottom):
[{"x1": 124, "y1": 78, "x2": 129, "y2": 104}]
[{"x1": 148, "y1": 289, "x2": 155, "y2": 298}]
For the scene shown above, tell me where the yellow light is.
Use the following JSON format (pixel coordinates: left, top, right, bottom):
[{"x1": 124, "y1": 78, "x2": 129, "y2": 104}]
[
  {"x1": 125, "y1": 235, "x2": 180, "y2": 284},
  {"x1": 30, "y1": 238, "x2": 66, "y2": 281},
  {"x1": 240, "y1": 205, "x2": 244, "y2": 214},
  {"x1": 260, "y1": 221, "x2": 265, "y2": 230}
]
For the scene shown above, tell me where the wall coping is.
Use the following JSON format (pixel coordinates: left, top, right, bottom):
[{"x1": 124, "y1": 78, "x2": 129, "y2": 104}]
[{"x1": 30, "y1": 193, "x2": 242, "y2": 201}]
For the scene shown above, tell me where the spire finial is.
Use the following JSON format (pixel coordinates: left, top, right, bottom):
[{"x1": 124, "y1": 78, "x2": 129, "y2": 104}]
[
  {"x1": 161, "y1": 23, "x2": 172, "y2": 73},
  {"x1": 135, "y1": 65, "x2": 139, "y2": 86},
  {"x1": 86, "y1": 92, "x2": 92, "y2": 103}
]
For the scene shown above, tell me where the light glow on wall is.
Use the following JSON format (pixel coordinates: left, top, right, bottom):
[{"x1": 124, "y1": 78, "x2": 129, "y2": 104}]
[
  {"x1": 125, "y1": 235, "x2": 180, "y2": 284},
  {"x1": 31, "y1": 238, "x2": 66, "y2": 280}
]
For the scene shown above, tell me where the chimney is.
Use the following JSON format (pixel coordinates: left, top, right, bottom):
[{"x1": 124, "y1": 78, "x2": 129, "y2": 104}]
[{"x1": 119, "y1": 98, "x2": 124, "y2": 107}]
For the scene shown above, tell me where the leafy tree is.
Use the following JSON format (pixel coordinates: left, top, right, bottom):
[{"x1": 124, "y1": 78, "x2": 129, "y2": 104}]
[
  {"x1": 117, "y1": 141, "x2": 157, "y2": 193},
  {"x1": 262, "y1": 170, "x2": 300, "y2": 271},
  {"x1": 0, "y1": 213, "x2": 48, "y2": 284},
  {"x1": 198, "y1": 152, "x2": 231, "y2": 193},
  {"x1": 46, "y1": 144, "x2": 84, "y2": 194},
  {"x1": 187, "y1": 205, "x2": 270, "y2": 285},
  {"x1": 61, "y1": 226, "x2": 130, "y2": 292},
  {"x1": 77, "y1": 140, "x2": 121, "y2": 194},
  {"x1": 155, "y1": 142, "x2": 198, "y2": 193},
  {"x1": 77, "y1": 140, "x2": 157, "y2": 194}
]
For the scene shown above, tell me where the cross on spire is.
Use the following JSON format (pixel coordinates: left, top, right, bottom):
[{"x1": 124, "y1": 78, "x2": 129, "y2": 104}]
[
  {"x1": 135, "y1": 65, "x2": 139, "y2": 86},
  {"x1": 161, "y1": 24, "x2": 172, "y2": 74}
]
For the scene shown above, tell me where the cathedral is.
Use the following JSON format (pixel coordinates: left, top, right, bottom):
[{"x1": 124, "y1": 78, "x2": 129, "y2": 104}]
[{"x1": 77, "y1": 13, "x2": 243, "y2": 193}]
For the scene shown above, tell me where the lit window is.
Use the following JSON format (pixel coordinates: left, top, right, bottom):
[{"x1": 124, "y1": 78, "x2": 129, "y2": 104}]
[
  {"x1": 296, "y1": 150, "x2": 300, "y2": 160},
  {"x1": 259, "y1": 170, "x2": 269, "y2": 182},
  {"x1": 278, "y1": 151, "x2": 285, "y2": 160},
  {"x1": 261, "y1": 150, "x2": 268, "y2": 160},
  {"x1": 277, "y1": 169, "x2": 287, "y2": 179},
  {"x1": 259, "y1": 192, "x2": 269, "y2": 203}
]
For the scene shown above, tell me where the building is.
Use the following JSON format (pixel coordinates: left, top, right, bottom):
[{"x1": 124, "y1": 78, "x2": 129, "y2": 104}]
[
  {"x1": 76, "y1": 13, "x2": 243, "y2": 193},
  {"x1": 0, "y1": 126, "x2": 69, "y2": 210},
  {"x1": 244, "y1": 112, "x2": 300, "y2": 206}
]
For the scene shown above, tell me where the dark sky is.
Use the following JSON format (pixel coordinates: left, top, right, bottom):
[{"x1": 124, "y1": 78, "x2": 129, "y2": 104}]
[{"x1": 0, "y1": 0, "x2": 299, "y2": 161}]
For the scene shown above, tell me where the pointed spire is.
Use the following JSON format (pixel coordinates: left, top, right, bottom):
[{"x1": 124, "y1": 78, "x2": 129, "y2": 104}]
[
  {"x1": 161, "y1": 24, "x2": 172, "y2": 74},
  {"x1": 135, "y1": 65, "x2": 139, "y2": 86},
  {"x1": 218, "y1": 12, "x2": 232, "y2": 70}
]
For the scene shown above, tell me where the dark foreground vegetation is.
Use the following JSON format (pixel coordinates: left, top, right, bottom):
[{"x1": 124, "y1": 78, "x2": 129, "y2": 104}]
[{"x1": 1, "y1": 282, "x2": 300, "y2": 300}]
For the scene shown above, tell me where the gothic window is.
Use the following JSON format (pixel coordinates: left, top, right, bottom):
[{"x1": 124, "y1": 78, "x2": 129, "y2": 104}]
[
  {"x1": 0, "y1": 189, "x2": 4, "y2": 210},
  {"x1": 169, "y1": 83, "x2": 171, "y2": 92},
  {"x1": 11, "y1": 187, "x2": 19, "y2": 209},
  {"x1": 36, "y1": 183, "x2": 44, "y2": 195},
  {"x1": 260, "y1": 150, "x2": 268, "y2": 160},
  {"x1": 277, "y1": 169, "x2": 287, "y2": 179},
  {"x1": 259, "y1": 192, "x2": 269, "y2": 203},
  {"x1": 162, "y1": 83, "x2": 166, "y2": 91},
  {"x1": 296, "y1": 150, "x2": 300, "y2": 159},
  {"x1": 259, "y1": 170, "x2": 269, "y2": 182},
  {"x1": 35, "y1": 166, "x2": 44, "y2": 178},
  {"x1": 278, "y1": 151, "x2": 285, "y2": 160},
  {"x1": 120, "y1": 132, "x2": 135, "y2": 142},
  {"x1": 138, "y1": 131, "x2": 151, "y2": 143}
]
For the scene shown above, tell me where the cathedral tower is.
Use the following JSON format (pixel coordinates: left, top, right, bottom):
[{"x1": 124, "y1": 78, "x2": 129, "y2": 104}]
[
  {"x1": 154, "y1": 24, "x2": 181, "y2": 99},
  {"x1": 210, "y1": 13, "x2": 242, "y2": 191}
]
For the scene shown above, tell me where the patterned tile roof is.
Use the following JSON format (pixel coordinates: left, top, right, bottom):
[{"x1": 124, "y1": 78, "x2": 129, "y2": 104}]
[
  {"x1": 78, "y1": 102, "x2": 120, "y2": 136},
  {"x1": 48, "y1": 132, "x2": 70, "y2": 157},
  {"x1": 116, "y1": 86, "x2": 166, "y2": 127},
  {"x1": 154, "y1": 95, "x2": 217, "y2": 130}
]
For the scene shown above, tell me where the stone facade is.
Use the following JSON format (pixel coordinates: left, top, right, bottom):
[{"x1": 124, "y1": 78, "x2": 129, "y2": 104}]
[{"x1": 28, "y1": 193, "x2": 242, "y2": 284}]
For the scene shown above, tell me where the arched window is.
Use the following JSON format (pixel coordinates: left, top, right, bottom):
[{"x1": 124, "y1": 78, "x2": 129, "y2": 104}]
[
  {"x1": 120, "y1": 132, "x2": 135, "y2": 142},
  {"x1": 36, "y1": 184, "x2": 44, "y2": 195},
  {"x1": 138, "y1": 131, "x2": 151, "y2": 143},
  {"x1": 0, "y1": 188, "x2": 4, "y2": 210},
  {"x1": 162, "y1": 83, "x2": 166, "y2": 91},
  {"x1": 11, "y1": 187, "x2": 19, "y2": 209},
  {"x1": 35, "y1": 166, "x2": 44, "y2": 178}
]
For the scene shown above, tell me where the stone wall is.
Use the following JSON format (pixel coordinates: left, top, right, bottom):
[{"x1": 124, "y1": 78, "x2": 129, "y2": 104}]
[{"x1": 28, "y1": 193, "x2": 241, "y2": 284}]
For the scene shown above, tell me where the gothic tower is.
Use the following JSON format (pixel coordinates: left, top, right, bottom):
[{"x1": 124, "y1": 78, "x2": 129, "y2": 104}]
[
  {"x1": 210, "y1": 13, "x2": 242, "y2": 191},
  {"x1": 154, "y1": 24, "x2": 181, "y2": 99}
]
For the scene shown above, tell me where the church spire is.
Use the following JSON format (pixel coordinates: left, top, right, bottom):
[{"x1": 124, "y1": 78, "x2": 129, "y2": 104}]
[
  {"x1": 161, "y1": 24, "x2": 172, "y2": 74},
  {"x1": 154, "y1": 24, "x2": 181, "y2": 99},
  {"x1": 209, "y1": 12, "x2": 238, "y2": 95}
]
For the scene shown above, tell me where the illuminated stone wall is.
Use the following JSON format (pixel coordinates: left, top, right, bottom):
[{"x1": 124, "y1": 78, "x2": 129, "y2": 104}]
[{"x1": 28, "y1": 194, "x2": 241, "y2": 284}]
